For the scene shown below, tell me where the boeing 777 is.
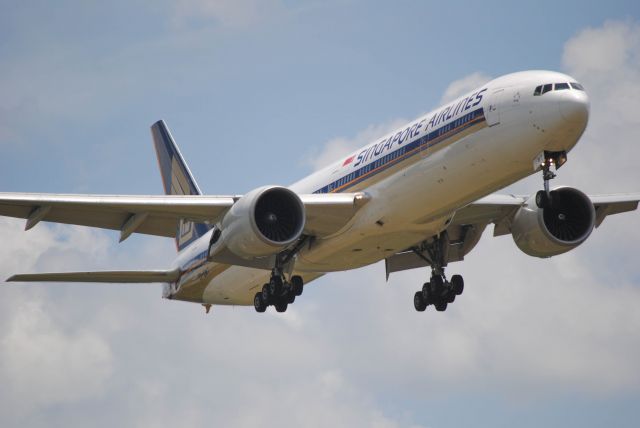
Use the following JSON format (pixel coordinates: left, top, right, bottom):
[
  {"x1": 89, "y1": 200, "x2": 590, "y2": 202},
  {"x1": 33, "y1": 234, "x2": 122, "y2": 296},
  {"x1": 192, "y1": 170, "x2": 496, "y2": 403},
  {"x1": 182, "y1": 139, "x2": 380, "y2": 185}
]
[{"x1": 2, "y1": 70, "x2": 638, "y2": 313}]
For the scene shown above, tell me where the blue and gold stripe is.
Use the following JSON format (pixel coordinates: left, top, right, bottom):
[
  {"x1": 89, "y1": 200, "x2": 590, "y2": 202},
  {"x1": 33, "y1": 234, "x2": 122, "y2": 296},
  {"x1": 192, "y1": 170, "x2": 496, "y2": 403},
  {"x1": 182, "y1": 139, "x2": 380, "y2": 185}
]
[{"x1": 314, "y1": 107, "x2": 487, "y2": 194}]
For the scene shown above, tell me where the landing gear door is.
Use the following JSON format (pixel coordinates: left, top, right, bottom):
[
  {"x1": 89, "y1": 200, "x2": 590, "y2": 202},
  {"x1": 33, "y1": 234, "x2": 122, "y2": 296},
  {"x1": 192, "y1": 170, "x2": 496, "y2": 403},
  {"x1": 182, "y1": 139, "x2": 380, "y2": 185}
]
[{"x1": 484, "y1": 88, "x2": 504, "y2": 126}]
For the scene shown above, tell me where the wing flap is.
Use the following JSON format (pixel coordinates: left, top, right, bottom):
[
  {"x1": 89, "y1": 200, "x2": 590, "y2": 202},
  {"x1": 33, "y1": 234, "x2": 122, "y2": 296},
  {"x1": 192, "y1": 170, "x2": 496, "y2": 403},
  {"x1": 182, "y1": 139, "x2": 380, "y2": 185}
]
[{"x1": 7, "y1": 269, "x2": 180, "y2": 283}]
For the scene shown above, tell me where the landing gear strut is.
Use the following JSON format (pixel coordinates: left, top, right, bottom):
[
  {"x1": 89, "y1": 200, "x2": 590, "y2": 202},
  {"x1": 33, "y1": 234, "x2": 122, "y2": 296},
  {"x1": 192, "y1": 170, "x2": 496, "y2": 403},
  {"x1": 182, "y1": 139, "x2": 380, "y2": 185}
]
[
  {"x1": 535, "y1": 151, "x2": 567, "y2": 209},
  {"x1": 412, "y1": 232, "x2": 464, "y2": 313},
  {"x1": 253, "y1": 238, "x2": 307, "y2": 313}
]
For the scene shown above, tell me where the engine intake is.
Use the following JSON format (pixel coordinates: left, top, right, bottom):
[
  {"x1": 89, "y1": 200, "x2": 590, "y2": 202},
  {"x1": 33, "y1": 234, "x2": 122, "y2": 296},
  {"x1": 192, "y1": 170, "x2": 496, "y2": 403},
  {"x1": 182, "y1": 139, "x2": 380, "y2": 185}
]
[
  {"x1": 255, "y1": 188, "x2": 304, "y2": 243},
  {"x1": 219, "y1": 186, "x2": 305, "y2": 259},
  {"x1": 511, "y1": 187, "x2": 595, "y2": 258}
]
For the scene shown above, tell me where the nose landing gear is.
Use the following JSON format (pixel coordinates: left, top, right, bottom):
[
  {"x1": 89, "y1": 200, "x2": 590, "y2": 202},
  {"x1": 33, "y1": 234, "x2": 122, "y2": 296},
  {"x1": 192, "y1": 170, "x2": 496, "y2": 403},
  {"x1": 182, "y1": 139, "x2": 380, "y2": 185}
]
[{"x1": 535, "y1": 151, "x2": 567, "y2": 209}]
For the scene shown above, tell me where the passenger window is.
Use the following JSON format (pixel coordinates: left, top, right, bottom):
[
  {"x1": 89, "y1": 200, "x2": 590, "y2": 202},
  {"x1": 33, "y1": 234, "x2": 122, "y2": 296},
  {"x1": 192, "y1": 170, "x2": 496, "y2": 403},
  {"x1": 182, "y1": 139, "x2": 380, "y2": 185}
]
[
  {"x1": 555, "y1": 83, "x2": 570, "y2": 90},
  {"x1": 541, "y1": 84, "x2": 552, "y2": 94},
  {"x1": 534, "y1": 85, "x2": 542, "y2": 96},
  {"x1": 570, "y1": 82, "x2": 584, "y2": 90}
]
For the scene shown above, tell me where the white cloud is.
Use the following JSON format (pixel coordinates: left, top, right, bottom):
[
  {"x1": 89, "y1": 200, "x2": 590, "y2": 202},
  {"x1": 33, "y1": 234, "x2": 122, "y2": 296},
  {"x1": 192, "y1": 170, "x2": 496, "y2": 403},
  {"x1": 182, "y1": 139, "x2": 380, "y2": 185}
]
[
  {"x1": 171, "y1": 0, "x2": 286, "y2": 29},
  {"x1": 0, "y1": 297, "x2": 113, "y2": 412},
  {"x1": 305, "y1": 119, "x2": 408, "y2": 171},
  {"x1": 440, "y1": 72, "x2": 492, "y2": 104},
  {"x1": 0, "y1": 219, "x2": 115, "y2": 420},
  {"x1": 563, "y1": 20, "x2": 640, "y2": 74},
  {"x1": 2, "y1": 18, "x2": 640, "y2": 428},
  {"x1": 559, "y1": 20, "x2": 640, "y2": 193}
]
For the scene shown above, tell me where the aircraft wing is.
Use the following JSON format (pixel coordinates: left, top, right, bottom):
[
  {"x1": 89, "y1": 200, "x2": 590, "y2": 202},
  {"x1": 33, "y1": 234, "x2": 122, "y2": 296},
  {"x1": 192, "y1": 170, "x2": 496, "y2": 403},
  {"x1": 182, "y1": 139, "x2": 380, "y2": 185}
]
[
  {"x1": 455, "y1": 192, "x2": 640, "y2": 233},
  {"x1": 385, "y1": 192, "x2": 640, "y2": 277},
  {"x1": 0, "y1": 191, "x2": 369, "y2": 241},
  {"x1": 7, "y1": 269, "x2": 180, "y2": 283}
]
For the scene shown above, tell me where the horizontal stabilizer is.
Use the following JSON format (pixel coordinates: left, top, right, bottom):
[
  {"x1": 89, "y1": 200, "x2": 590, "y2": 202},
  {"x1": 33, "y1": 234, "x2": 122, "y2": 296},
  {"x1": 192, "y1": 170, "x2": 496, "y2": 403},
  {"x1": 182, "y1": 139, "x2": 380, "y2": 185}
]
[{"x1": 6, "y1": 269, "x2": 180, "y2": 284}]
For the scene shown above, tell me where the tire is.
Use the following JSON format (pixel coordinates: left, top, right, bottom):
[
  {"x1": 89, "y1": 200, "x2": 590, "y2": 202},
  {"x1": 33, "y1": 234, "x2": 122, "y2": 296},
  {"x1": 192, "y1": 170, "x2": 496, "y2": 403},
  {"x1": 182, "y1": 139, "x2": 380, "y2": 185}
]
[
  {"x1": 254, "y1": 293, "x2": 266, "y2": 313},
  {"x1": 421, "y1": 283, "x2": 432, "y2": 305},
  {"x1": 451, "y1": 274, "x2": 464, "y2": 295},
  {"x1": 269, "y1": 276, "x2": 283, "y2": 296},
  {"x1": 414, "y1": 291, "x2": 427, "y2": 312},
  {"x1": 434, "y1": 300, "x2": 448, "y2": 312},
  {"x1": 431, "y1": 275, "x2": 444, "y2": 292},
  {"x1": 287, "y1": 293, "x2": 296, "y2": 304},
  {"x1": 422, "y1": 282, "x2": 430, "y2": 296},
  {"x1": 446, "y1": 292, "x2": 455, "y2": 304},
  {"x1": 275, "y1": 301, "x2": 288, "y2": 313},
  {"x1": 291, "y1": 275, "x2": 304, "y2": 296},
  {"x1": 261, "y1": 284, "x2": 271, "y2": 304},
  {"x1": 536, "y1": 190, "x2": 549, "y2": 209}
]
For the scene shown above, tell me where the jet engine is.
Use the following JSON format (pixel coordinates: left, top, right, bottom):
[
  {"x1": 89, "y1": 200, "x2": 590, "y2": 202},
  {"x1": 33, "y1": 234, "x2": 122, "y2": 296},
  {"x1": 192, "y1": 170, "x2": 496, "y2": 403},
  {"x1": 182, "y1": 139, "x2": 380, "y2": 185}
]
[
  {"x1": 511, "y1": 187, "x2": 595, "y2": 258},
  {"x1": 219, "y1": 186, "x2": 305, "y2": 259}
]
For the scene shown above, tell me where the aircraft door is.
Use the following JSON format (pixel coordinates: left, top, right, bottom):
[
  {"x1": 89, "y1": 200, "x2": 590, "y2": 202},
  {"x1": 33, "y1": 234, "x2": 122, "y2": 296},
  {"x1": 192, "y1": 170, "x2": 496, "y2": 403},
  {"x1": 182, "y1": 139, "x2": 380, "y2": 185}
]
[{"x1": 484, "y1": 88, "x2": 504, "y2": 126}]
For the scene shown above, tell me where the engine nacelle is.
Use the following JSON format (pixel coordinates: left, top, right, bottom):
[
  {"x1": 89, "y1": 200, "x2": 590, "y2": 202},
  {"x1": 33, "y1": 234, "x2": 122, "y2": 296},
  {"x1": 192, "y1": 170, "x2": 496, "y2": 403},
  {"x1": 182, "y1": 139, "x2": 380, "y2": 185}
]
[
  {"x1": 219, "y1": 186, "x2": 305, "y2": 259},
  {"x1": 511, "y1": 187, "x2": 595, "y2": 258}
]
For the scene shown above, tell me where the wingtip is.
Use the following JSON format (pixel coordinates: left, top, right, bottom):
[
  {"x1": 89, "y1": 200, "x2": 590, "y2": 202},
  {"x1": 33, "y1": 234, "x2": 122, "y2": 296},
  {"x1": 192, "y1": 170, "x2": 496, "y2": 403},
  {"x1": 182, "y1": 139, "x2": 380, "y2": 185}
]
[{"x1": 151, "y1": 119, "x2": 166, "y2": 129}]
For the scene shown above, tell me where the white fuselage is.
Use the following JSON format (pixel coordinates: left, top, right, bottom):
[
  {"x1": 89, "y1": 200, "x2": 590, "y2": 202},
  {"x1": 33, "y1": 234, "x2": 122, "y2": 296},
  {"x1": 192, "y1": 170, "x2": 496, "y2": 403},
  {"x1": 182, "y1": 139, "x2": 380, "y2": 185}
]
[{"x1": 167, "y1": 70, "x2": 590, "y2": 306}]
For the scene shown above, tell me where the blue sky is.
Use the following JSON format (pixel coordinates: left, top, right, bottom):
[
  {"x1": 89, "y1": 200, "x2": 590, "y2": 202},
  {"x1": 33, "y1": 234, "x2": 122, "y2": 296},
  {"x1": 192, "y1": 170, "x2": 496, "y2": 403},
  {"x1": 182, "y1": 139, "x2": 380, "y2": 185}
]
[{"x1": 1, "y1": 1, "x2": 640, "y2": 427}]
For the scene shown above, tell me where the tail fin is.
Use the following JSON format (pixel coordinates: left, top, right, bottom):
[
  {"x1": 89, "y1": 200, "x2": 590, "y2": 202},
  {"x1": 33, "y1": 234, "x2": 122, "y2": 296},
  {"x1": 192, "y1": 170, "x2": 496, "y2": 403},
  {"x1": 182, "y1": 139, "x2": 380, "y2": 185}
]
[{"x1": 151, "y1": 120, "x2": 211, "y2": 252}]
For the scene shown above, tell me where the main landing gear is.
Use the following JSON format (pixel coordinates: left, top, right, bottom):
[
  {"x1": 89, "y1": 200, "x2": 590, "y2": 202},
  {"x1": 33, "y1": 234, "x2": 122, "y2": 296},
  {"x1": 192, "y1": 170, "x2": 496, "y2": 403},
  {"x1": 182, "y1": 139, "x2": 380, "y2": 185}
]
[
  {"x1": 413, "y1": 273, "x2": 464, "y2": 312},
  {"x1": 253, "y1": 237, "x2": 308, "y2": 313},
  {"x1": 253, "y1": 269, "x2": 304, "y2": 313},
  {"x1": 535, "y1": 151, "x2": 567, "y2": 209},
  {"x1": 411, "y1": 232, "x2": 464, "y2": 312}
]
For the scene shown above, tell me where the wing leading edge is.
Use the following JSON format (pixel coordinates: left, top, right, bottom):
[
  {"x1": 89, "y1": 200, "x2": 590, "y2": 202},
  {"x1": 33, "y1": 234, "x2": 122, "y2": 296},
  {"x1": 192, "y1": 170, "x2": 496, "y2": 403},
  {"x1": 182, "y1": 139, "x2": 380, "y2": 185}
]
[
  {"x1": 7, "y1": 269, "x2": 180, "y2": 283},
  {"x1": 0, "y1": 191, "x2": 369, "y2": 243}
]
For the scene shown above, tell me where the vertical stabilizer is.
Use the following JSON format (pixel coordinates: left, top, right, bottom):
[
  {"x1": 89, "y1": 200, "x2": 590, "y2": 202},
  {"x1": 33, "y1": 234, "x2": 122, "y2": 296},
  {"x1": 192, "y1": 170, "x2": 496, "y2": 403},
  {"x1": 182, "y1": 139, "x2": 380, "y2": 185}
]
[{"x1": 151, "y1": 120, "x2": 211, "y2": 251}]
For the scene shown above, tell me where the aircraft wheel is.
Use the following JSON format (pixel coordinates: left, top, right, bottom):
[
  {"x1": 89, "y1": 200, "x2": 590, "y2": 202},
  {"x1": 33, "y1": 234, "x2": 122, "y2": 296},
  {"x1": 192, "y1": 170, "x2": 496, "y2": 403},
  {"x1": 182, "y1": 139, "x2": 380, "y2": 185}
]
[
  {"x1": 275, "y1": 301, "x2": 288, "y2": 313},
  {"x1": 431, "y1": 275, "x2": 444, "y2": 292},
  {"x1": 269, "y1": 275, "x2": 283, "y2": 296},
  {"x1": 291, "y1": 275, "x2": 304, "y2": 296},
  {"x1": 261, "y1": 284, "x2": 271, "y2": 305},
  {"x1": 446, "y1": 292, "x2": 456, "y2": 304},
  {"x1": 451, "y1": 274, "x2": 464, "y2": 295},
  {"x1": 536, "y1": 190, "x2": 551, "y2": 209},
  {"x1": 422, "y1": 282, "x2": 430, "y2": 297},
  {"x1": 254, "y1": 293, "x2": 267, "y2": 313},
  {"x1": 287, "y1": 292, "x2": 296, "y2": 304},
  {"x1": 434, "y1": 300, "x2": 448, "y2": 312},
  {"x1": 414, "y1": 291, "x2": 427, "y2": 312}
]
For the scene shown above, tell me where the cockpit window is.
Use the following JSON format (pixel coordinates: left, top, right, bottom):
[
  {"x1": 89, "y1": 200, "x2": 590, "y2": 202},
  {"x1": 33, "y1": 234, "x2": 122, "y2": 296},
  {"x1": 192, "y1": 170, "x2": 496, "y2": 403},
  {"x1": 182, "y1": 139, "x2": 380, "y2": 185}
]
[{"x1": 534, "y1": 82, "x2": 583, "y2": 96}]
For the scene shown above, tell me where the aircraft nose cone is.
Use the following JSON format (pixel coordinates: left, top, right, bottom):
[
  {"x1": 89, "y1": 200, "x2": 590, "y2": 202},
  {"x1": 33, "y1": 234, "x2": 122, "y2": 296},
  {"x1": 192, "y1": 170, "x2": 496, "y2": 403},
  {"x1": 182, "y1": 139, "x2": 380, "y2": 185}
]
[{"x1": 559, "y1": 90, "x2": 590, "y2": 125}]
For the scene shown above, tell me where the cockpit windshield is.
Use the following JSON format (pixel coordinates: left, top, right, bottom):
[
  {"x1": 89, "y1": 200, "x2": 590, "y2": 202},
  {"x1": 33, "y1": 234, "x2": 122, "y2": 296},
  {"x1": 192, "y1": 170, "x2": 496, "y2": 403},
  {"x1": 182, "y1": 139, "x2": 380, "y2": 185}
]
[{"x1": 533, "y1": 81, "x2": 584, "y2": 96}]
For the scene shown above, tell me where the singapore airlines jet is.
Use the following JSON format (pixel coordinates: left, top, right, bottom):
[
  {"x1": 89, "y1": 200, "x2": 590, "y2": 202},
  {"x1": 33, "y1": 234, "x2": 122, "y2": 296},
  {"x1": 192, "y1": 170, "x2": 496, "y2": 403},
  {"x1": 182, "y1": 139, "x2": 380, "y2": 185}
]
[{"x1": 2, "y1": 70, "x2": 639, "y2": 313}]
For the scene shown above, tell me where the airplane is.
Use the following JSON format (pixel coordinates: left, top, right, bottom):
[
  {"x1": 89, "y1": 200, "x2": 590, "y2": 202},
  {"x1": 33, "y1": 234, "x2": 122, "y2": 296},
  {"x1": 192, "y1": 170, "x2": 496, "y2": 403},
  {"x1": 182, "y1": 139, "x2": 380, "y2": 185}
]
[{"x1": 1, "y1": 70, "x2": 638, "y2": 314}]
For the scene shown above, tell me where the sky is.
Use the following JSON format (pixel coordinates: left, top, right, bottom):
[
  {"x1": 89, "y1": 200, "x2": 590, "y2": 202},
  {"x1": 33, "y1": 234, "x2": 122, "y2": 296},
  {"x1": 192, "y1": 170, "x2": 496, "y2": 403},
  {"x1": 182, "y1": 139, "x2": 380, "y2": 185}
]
[{"x1": 1, "y1": 1, "x2": 640, "y2": 427}]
